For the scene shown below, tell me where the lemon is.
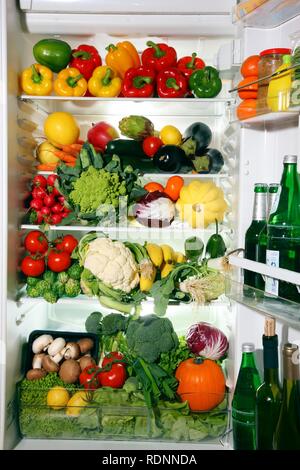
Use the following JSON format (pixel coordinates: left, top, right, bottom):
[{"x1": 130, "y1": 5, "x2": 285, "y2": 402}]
[
  {"x1": 37, "y1": 141, "x2": 60, "y2": 164},
  {"x1": 44, "y1": 112, "x2": 79, "y2": 147},
  {"x1": 66, "y1": 391, "x2": 89, "y2": 417},
  {"x1": 159, "y1": 125, "x2": 182, "y2": 145},
  {"x1": 47, "y1": 386, "x2": 70, "y2": 410}
]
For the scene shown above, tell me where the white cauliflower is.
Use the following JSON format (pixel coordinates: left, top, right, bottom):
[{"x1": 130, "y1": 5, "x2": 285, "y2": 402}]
[{"x1": 83, "y1": 238, "x2": 139, "y2": 293}]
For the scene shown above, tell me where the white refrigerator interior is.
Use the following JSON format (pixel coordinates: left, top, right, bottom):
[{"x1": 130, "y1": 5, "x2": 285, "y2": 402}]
[{"x1": 0, "y1": 0, "x2": 300, "y2": 450}]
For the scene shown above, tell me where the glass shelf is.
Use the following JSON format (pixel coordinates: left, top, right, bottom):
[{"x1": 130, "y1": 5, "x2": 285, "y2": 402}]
[
  {"x1": 225, "y1": 278, "x2": 300, "y2": 327},
  {"x1": 232, "y1": 0, "x2": 300, "y2": 28}
]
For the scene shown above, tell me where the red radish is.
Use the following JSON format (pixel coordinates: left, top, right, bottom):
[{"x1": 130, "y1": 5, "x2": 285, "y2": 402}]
[
  {"x1": 50, "y1": 213, "x2": 63, "y2": 225},
  {"x1": 33, "y1": 175, "x2": 47, "y2": 188},
  {"x1": 36, "y1": 211, "x2": 44, "y2": 224},
  {"x1": 30, "y1": 198, "x2": 43, "y2": 211},
  {"x1": 47, "y1": 174, "x2": 59, "y2": 186},
  {"x1": 51, "y1": 203, "x2": 64, "y2": 214},
  {"x1": 32, "y1": 186, "x2": 47, "y2": 200},
  {"x1": 43, "y1": 194, "x2": 56, "y2": 208},
  {"x1": 58, "y1": 196, "x2": 65, "y2": 203},
  {"x1": 87, "y1": 121, "x2": 119, "y2": 152},
  {"x1": 40, "y1": 206, "x2": 51, "y2": 217},
  {"x1": 48, "y1": 186, "x2": 60, "y2": 197}
]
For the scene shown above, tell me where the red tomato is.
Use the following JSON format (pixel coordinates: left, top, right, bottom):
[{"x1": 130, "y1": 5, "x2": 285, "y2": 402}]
[
  {"x1": 32, "y1": 175, "x2": 47, "y2": 188},
  {"x1": 47, "y1": 249, "x2": 71, "y2": 272},
  {"x1": 164, "y1": 175, "x2": 184, "y2": 201},
  {"x1": 79, "y1": 365, "x2": 102, "y2": 390},
  {"x1": 142, "y1": 136, "x2": 163, "y2": 158},
  {"x1": 144, "y1": 182, "x2": 164, "y2": 193},
  {"x1": 99, "y1": 363, "x2": 127, "y2": 389},
  {"x1": 21, "y1": 255, "x2": 45, "y2": 277},
  {"x1": 55, "y1": 235, "x2": 78, "y2": 254},
  {"x1": 102, "y1": 352, "x2": 124, "y2": 367},
  {"x1": 47, "y1": 174, "x2": 59, "y2": 187},
  {"x1": 30, "y1": 198, "x2": 43, "y2": 211},
  {"x1": 24, "y1": 230, "x2": 48, "y2": 255},
  {"x1": 237, "y1": 76, "x2": 258, "y2": 100},
  {"x1": 241, "y1": 55, "x2": 260, "y2": 78}
]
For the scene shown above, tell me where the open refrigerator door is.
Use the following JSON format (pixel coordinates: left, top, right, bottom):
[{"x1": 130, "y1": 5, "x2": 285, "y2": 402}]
[{"x1": 0, "y1": 0, "x2": 300, "y2": 450}]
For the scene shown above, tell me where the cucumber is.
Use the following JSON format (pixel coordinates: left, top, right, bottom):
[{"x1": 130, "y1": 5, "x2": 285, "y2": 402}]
[{"x1": 105, "y1": 139, "x2": 147, "y2": 158}]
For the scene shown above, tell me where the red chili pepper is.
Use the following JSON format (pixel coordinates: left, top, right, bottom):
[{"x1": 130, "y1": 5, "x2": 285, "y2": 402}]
[
  {"x1": 70, "y1": 44, "x2": 102, "y2": 81},
  {"x1": 142, "y1": 41, "x2": 177, "y2": 72},
  {"x1": 122, "y1": 66, "x2": 156, "y2": 98},
  {"x1": 177, "y1": 53, "x2": 205, "y2": 79},
  {"x1": 156, "y1": 68, "x2": 187, "y2": 98}
]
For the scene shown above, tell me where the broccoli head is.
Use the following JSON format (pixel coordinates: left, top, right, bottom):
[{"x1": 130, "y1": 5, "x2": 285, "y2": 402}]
[
  {"x1": 65, "y1": 279, "x2": 81, "y2": 297},
  {"x1": 67, "y1": 263, "x2": 83, "y2": 281},
  {"x1": 102, "y1": 313, "x2": 127, "y2": 336},
  {"x1": 85, "y1": 311, "x2": 103, "y2": 335},
  {"x1": 126, "y1": 315, "x2": 179, "y2": 363},
  {"x1": 57, "y1": 271, "x2": 69, "y2": 284},
  {"x1": 43, "y1": 271, "x2": 57, "y2": 284}
]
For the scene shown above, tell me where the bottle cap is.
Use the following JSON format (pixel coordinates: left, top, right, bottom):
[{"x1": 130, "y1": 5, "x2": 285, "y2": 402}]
[
  {"x1": 259, "y1": 48, "x2": 291, "y2": 56},
  {"x1": 268, "y1": 183, "x2": 280, "y2": 193},
  {"x1": 282, "y1": 342, "x2": 298, "y2": 356},
  {"x1": 254, "y1": 183, "x2": 268, "y2": 193},
  {"x1": 242, "y1": 342, "x2": 255, "y2": 352},
  {"x1": 283, "y1": 155, "x2": 297, "y2": 164}
]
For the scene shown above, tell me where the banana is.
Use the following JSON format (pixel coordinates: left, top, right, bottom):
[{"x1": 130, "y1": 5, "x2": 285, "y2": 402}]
[
  {"x1": 146, "y1": 243, "x2": 164, "y2": 268},
  {"x1": 174, "y1": 251, "x2": 186, "y2": 263},
  {"x1": 160, "y1": 244, "x2": 175, "y2": 264},
  {"x1": 161, "y1": 263, "x2": 175, "y2": 278},
  {"x1": 140, "y1": 267, "x2": 157, "y2": 292}
]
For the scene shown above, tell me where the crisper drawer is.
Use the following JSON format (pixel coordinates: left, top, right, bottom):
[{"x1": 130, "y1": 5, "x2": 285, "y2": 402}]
[{"x1": 17, "y1": 384, "x2": 229, "y2": 444}]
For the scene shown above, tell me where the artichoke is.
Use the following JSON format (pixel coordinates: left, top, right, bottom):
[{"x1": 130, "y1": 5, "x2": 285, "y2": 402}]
[{"x1": 119, "y1": 115, "x2": 154, "y2": 141}]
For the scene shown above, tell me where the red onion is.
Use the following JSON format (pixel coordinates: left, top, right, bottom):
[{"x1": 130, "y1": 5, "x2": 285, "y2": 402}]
[
  {"x1": 134, "y1": 191, "x2": 175, "y2": 228},
  {"x1": 186, "y1": 322, "x2": 229, "y2": 360}
]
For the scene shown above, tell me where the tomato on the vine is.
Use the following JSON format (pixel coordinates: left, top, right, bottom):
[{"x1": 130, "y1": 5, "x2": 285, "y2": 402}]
[
  {"x1": 102, "y1": 352, "x2": 124, "y2": 367},
  {"x1": 55, "y1": 235, "x2": 78, "y2": 254},
  {"x1": 142, "y1": 136, "x2": 163, "y2": 158},
  {"x1": 21, "y1": 255, "x2": 45, "y2": 277},
  {"x1": 24, "y1": 230, "x2": 48, "y2": 255},
  {"x1": 47, "y1": 249, "x2": 71, "y2": 272},
  {"x1": 99, "y1": 363, "x2": 127, "y2": 388},
  {"x1": 79, "y1": 365, "x2": 102, "y2": 390}
]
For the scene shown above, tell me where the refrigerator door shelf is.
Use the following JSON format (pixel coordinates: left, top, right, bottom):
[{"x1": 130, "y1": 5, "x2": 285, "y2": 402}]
[{"x1": 232, "y1": 0, "x2": 300, "y2": 28}]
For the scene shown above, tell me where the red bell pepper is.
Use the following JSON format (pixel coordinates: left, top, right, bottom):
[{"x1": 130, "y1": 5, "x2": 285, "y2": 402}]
[
  {"x1": 122, "y1": 66, "x2": 156, "y2": 98},
  {"x1": 69, "y1": 44, "x2": 102, "y2": 81},
  {"x1": 177, "y1": 53, "x2": 205, "y2": 79},
  {"x1": 142, "y1": 41, "x2": 177, "y2": 72},
  {"x1": 157, "y1": 68, "x2": 187, "y2": 98}
]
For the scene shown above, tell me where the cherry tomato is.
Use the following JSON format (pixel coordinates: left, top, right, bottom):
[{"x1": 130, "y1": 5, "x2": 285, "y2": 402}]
[
  {"x1": 102, "y1": 352, "x2": 124, "y2": 367},
  {"x1": 47, "y1": 249, "x2": 71, "y2": 272},
  {"x1": 44, "y1": 194, "x2": 56, "y2": 208},
  {"x1": 30, "y1": 198, "x2": 43, "y2": 211},
  {"x1": 24, "y1": 230, "x2": 48, "y2": 255},
  {"x1": 50, "y1": 213, "x2": 63, "y2": 225},
  {"x1": 47, "y1": 174, "x2": 59, "y2": 187},
  {"x1": 51, "y1": 203, "x2": 64, "y2": 214},
  {"x1": 99, "y1": 363, "x2": 127, "y2": 389},
  {"x1": 32, "y1": 186, "x2": 47, "y2": 200},
  {"x1": 79, "y1": 365, "x2": 102, "y2": 390},
  {"x1": 33, "y1": 175, "x2": 47, "y2": 188},
  {"x1": 55, "y1": 235, "x2": 78, "y2": 254},
  {"x1": 21, "y1": 255, "x2": 45, "y2": 277},
  {"x1": 241, "y1": 55, "x2": 260, "y2": 78},
  {"x1": 164, "y1": 175, "x2": 184, "y2": 201},
  {"x1": 144, "y1": 182, "x2": 164, "y2": 193},
  {"x1": 142, "y1": 136, "x2": 163, "y2": 158}
]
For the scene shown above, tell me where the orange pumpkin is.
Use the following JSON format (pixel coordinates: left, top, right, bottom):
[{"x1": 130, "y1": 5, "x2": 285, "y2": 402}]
[{"x1": 175, "y1": 358, "x2": 226, "y2": 411}]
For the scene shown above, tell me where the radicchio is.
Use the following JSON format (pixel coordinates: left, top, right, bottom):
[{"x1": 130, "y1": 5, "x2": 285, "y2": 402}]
[
  {"x1": 134, "y1": 191, "x2": 175, "y2": 228},
  {"x1": 186, "y1": 322, "x2": 229, "y2": 360}
]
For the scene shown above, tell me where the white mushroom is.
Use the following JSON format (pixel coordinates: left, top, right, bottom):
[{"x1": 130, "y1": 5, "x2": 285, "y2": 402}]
[
  {"x1": 47, "y1": 337, "x2": 66, "y2": 356},
  {"x1": 32, "y1": 353, "x2": 46, "y2": 369},
  {"x1": 64, "y1": 342, "x2": 81, "y2": 360},
  {"x1": 51, "y1": 352, "x2": 64, "y2": 364},
  {"x1": 32, "y1": 334, "x2": 53, "y2": 354}
]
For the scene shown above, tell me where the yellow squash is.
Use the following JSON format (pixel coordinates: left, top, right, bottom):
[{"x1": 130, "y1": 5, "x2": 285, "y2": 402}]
[{"x1": 176, "y1": 180, "x2": 228, "y2": 228}]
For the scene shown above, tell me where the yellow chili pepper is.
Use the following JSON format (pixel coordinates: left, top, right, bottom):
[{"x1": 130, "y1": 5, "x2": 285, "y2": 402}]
[
  {"x1": 21, "y1": 63, "x2": 53, "y2": 96},
  {"x1": 88, "y1": 66, "x2": 122, "y2": 97},
  {"x1": 54, "y1": 67, "x2": 87, "y2": 97},
  {"x1": 105, "y1": 41, "x2": 140, "y2": 79}
]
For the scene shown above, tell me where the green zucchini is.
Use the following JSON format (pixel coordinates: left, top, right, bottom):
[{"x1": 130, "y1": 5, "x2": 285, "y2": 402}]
[{"x1": 105, "y1": 139, "x2": 147, "y2": 158}]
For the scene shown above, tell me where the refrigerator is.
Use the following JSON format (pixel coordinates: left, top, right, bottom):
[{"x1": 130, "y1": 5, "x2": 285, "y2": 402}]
[{"x1": 1, "y1": 0, "x2": 300, "y2": 450}]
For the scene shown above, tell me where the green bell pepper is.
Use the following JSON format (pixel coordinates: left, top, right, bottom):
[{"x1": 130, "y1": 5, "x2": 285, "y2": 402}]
[
  {"x1": 205, "y1": 220, "x2": 226, "y2": 259},
  {"x1": 33, "y1": 39, "x2": 72, "y2": 73},
  {"x1": 189, "y1": 66, "x2": 222, "y2": 98}
]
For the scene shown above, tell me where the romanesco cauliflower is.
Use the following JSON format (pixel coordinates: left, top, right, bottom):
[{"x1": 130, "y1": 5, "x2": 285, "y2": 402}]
[{"x1": 69, "y1": 167, "x2": 127, "y2": 214}]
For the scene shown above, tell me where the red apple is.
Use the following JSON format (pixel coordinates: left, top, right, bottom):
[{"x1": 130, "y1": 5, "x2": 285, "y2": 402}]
[{"x1": 87, "y1": 121, "x2": 119, "y2": 151}]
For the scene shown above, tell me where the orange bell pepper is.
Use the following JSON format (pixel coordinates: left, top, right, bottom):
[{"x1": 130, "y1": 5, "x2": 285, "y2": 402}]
[{"x1": 105, "y1": 41, "x2": 140, "y2": 79}]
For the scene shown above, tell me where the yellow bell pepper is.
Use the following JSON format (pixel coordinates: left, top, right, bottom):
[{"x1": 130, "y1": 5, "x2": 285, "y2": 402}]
[
  {"x1": 54, "y1": 67, "x2": 87, "y2": 97},
  {"x1": 21, "y1": 63, "x2": 53, "y2": 96},
  {"x1": 88, "y1": 66, "x2": 122, "y2": 97},
  {"x1": 105, "y1": 41, "x2": 140, "y2": 79}
]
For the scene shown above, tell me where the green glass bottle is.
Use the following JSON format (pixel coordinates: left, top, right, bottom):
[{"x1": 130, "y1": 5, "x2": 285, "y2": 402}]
[
  {"x1": 265, "y1": 155, "x2": 300, "y2": 301},
  {"x1": 256, "y1": 317, "x2": 282, "y2": 449},
  {"x1": 257, "y1": 184, "x2": 280, "y2": 291},
  {"x1": 232, "y1": 343, "x2": 262, "y2": 450},
  {"x1": 273, "y1": 343, "x2": 300, "y2": 450},
  {"x1": 244, "y1": 184, "x2": 268, "y2": 290}
]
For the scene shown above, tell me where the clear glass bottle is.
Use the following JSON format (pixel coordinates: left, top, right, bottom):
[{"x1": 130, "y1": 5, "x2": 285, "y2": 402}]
[
  {"x1": 232, "y1": 343, "x2": 262, "y2": 450},
  {"x1": 256, "y1": 317, "x2": 282, "y2": 449}
]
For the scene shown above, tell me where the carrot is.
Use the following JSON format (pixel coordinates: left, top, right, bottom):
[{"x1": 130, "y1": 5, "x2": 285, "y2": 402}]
[
  {"x1": 37, "y1": 163, "x2": 57, "y2": 171},
  {"x1": 62, "y1": 144, "x2": 83, "y2": 156},
  {"x1": 65, "y1": 161, "x2": 76, "y2": 167},
  {"x1": 54, "y1": 150, "x2": 77, "y2": 163},
  {"x1": 77, "y1": 139, "x2": 84, "y2": 145}
]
